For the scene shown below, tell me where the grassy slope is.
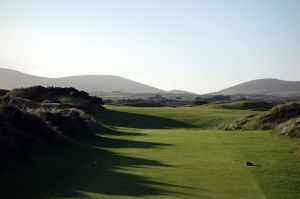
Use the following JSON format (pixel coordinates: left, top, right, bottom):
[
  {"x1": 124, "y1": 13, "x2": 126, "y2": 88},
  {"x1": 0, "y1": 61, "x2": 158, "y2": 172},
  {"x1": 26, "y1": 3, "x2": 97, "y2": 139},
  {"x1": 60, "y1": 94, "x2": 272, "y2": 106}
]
[{"x1": 0, "y1": 105, "x2": 299, "y2": 198}]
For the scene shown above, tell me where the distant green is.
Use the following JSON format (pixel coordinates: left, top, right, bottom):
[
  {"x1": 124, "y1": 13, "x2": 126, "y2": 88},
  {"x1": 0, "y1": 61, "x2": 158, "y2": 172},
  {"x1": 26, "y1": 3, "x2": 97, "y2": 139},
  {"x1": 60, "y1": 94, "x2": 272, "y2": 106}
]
[{"x1": 0, "y1": 105, "x2": 299, "y2": 199}]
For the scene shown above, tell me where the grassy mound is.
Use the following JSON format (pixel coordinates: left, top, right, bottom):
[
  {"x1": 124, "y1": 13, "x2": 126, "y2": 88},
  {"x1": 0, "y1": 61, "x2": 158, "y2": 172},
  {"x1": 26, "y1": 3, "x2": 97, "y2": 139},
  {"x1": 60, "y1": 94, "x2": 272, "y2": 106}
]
[
  {"x1": 219, "y1": 100, "x2": 274, "y2": 111},
  {"x1": 0, "y1": 86, "x2": 104, "y2": 172},
  {"x1": 6, "y1": 86, "x2": 104, "y2": 111},
  {"x1": 223, "y1": 102, "x2": 300, "y2": 137},
  {"x1": 275, "y1": 117, "x2": 300, "y2": 138},
  {"x1": 0, "y1": 106, "x2": 66, "y2": 171}
]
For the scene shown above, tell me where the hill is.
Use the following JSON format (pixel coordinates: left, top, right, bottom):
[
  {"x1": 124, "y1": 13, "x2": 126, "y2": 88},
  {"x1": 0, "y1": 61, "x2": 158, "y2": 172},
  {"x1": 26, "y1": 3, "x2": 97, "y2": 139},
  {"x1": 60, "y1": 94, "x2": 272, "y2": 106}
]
[
  {"x1": 0, "y1": 68, "x2": 164, "y2": 93},
  {"x1": 214, "y1": 78, "x2": 300, "y2": 97}
]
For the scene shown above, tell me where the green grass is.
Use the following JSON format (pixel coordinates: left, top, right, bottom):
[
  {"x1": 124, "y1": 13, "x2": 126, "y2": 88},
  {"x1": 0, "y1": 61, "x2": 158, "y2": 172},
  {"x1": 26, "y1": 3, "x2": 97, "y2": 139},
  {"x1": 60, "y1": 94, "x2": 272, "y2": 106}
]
[
  {"x1": 0, "y1": 105, "x2": 299, "y2": 198},
  {"x1": 103, "y1": 105, "x2": 254, "y2": 129}
]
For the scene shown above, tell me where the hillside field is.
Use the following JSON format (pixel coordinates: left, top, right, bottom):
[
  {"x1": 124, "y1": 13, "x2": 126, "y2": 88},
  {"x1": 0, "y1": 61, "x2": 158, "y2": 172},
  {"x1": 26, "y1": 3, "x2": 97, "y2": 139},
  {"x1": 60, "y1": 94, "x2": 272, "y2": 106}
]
[{"x1": 0, "y1": 105, "x2": 299, "y2": 198}]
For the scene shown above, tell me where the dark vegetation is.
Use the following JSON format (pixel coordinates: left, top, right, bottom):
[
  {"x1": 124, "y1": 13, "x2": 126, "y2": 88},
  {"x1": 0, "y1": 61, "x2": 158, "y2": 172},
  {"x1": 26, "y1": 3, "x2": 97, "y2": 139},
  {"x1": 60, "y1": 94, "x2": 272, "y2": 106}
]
[
  {"x1": 110, "y1": 94, "x2": 232, "y2": 107},
  {"x1": 114, "y1": 94, "x2": 194, "y2": 107},
  {"x1": 0, "y1": 106, "x2": 68, "y2": 171},
  {"x1": 6, "y1": 86, "x2": 103, "y2": 111},
  {"x1": 118, "y1": 99, "x2": 164, "y2": 107},
  {"x1": 194, "y1": 100, "x2": 208, "y2": 105},
  {"x1": 0, "y1": 86, "x2": 104, "y2": 172},
  {"x1": 223, "y1": 102, "x2": 300, "y2": 138},
  {"x1": 220, "y1": 100, "x2": 274, "y2": 111},
  {"x1": 195, "y1": 95, "x2": 231, "y2": 103},
  {"x1": 0, "y1": 89, "x2": 9, "y2": 96}
]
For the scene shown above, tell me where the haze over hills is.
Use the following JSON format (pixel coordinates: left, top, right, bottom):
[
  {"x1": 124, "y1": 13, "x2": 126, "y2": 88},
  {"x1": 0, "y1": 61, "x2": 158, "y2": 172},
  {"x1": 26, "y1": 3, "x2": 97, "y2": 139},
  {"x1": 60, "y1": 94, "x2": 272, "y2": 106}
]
[
  {"x1": 1, "y1": 68, "x2": 300, "y2": 97},
  {"x1": 213, "y1": 78, "x2": 300, "y2": 97},
  {"x1": 0, "y1": 68, "x2": 165, "y2": 93}
]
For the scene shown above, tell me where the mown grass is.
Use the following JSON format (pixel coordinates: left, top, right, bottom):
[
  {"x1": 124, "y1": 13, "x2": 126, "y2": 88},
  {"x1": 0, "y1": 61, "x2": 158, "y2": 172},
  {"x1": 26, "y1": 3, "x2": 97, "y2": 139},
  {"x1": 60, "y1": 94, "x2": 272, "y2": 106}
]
[
  {"x1": 104, "y1": 105, "x2": 254, "y2": 129},
  {"x1": 0, "y1": 105, "x2": 299, "y2": 198}
]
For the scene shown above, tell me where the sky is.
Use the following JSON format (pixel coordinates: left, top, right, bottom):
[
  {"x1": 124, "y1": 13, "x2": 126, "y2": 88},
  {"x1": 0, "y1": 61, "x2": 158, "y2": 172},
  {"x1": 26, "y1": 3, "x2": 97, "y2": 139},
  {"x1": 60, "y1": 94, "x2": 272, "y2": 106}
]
[{"x1": 0, "y1": 0, "x2": 299, "y2": 94}]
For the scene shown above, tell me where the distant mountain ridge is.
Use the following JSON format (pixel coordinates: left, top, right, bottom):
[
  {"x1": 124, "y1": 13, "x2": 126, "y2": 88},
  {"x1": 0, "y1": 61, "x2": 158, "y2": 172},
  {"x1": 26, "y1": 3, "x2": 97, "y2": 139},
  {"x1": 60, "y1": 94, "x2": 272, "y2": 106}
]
[
  {"x1": 214, "y1": 78, "x2": 300, "y2": 97},
  {"x1": 2, "y1": 69, "x2": 299, "y2": 97},
  {"x1": 0, "y1": 68, "x2": 165, "y2": 93}
]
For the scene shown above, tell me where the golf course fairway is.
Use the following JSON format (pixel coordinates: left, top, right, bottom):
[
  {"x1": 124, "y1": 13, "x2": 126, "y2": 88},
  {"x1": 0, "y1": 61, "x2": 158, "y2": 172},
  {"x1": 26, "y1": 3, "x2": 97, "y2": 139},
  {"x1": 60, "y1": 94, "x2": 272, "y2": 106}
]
[{"x1": 0, "y1": 105, "x2": 299, "y2": 198}]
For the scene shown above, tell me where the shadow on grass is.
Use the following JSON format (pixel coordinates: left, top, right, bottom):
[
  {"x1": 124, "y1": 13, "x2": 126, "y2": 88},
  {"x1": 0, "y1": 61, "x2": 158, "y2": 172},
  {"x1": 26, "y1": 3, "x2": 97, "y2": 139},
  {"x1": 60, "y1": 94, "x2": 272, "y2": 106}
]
[
  {"x1": 98, "y1": 125, "x2": 148, "y2": 137},
  {"x1": 96, "y1": 136, "x2": 172, "y2": 149},
  {"x1": 247, "y1": 164, "x2": 261, "y2": 167},
  {"x1": 95, "y1": 109, "x2": 195, "y2": 129},
  {"x1": 0, "y1": 130, "x2": 194, "y2": 199}
]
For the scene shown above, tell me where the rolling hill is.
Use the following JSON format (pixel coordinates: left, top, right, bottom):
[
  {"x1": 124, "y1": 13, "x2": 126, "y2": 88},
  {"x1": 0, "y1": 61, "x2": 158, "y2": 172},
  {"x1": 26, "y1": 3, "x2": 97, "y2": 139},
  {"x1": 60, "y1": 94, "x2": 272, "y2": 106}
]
[
  {"x1": 214, "y1": 78, "x2": 300, "y2": 97},
  {"x1": 0, "y1": 68, "x2": 164, "y2": 93}
]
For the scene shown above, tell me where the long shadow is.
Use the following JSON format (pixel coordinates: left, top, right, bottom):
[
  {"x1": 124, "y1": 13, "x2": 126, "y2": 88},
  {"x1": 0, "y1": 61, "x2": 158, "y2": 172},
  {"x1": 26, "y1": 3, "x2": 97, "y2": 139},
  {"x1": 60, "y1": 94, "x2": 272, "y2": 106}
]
[
  {"x1": 98, "y1": 125, "x2": 148, "y2": 137},
  {"x1": 95, "y1": 136, "x2": 172, "y2": 149},
  {"x1": 95, "y1": 109, "x2": 195, "y2": 129},
  {"x1": 0, "y1": 132, "x2": 194, "y2": 199}
]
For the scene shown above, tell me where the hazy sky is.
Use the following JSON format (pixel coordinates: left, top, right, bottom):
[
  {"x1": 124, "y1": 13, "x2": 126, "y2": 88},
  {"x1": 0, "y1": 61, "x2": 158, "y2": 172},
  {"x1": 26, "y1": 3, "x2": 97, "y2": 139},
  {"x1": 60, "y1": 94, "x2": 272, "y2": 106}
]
[{"x1": 0, "y1": 0, "x2": 299, "y2": 93}]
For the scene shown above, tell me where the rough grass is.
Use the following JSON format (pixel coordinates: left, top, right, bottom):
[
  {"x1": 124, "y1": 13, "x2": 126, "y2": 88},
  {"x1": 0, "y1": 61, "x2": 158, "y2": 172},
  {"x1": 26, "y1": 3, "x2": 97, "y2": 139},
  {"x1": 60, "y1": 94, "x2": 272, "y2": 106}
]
[
  {"x1": 0, "y1": 87, "x2": 104, "y2": 172},
  {"x1": 217, "y1": 100, "x2": 274, "y2": 111},
  {"x1": 275, "y1": 117, "x2": 300, "y2": 138},
  {"x1": 223, "y1": 102, "x2": 300, "y2": 132},
  {"x1": 0, "y1": 105, "x2": 299, "y2": 198}
]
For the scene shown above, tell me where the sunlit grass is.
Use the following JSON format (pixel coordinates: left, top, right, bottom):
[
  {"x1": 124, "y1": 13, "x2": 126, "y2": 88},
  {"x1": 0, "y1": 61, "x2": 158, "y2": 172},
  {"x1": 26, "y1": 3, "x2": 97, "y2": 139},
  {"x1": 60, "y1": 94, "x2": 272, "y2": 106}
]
[{"x1": 0, "y1": 105, "x2": 299, "y2": 198}]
